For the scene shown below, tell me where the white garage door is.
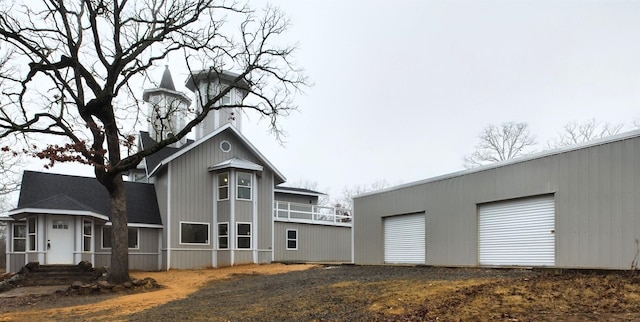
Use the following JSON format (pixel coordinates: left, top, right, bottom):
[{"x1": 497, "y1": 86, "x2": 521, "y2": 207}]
[
  {"x1": 479, "y1": 195, "x2": 555, "y2": 266},
  {"x1": 384, "y1": 213, "x2": 425, "y2": 264}
]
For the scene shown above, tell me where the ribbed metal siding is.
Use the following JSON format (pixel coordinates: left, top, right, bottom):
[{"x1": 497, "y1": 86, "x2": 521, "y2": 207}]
[
  {"x1": 384, "y1": 214, "x2": 425, "y2": 264},
  {"x1": 479, "y1": 195, "x2": 555, "y2": 266}
]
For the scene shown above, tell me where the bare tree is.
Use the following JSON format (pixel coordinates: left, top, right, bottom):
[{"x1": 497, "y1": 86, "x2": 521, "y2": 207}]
[
  {"x1": 338, "y1": 180, "x2": 390, "y2": 210},
  {"x1": 547, "y1": 119, "x2": 623, "y2": 148},
  {"x1": 290, "y1": 180, "x2": 330, "y2": 206},
  {"x1": 0, "y1": 1, "x2": 305, "y2": 283},
  {"x1": 464, "y1": 122, "x2": 536, "y2": 168}
]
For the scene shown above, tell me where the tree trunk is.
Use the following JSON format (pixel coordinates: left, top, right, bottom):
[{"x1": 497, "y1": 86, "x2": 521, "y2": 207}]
[{"x1": 108, "y1": 175, "x2": 131, "y2": 284}]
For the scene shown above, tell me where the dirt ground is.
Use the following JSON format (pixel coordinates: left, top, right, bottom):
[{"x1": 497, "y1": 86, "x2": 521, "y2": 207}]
[{"x1": 2, "y1": 264, "x2": 640, "y2": 321}]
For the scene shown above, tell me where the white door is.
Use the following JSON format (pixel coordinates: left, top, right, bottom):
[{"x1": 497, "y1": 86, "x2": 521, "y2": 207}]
[
  {"x1": 479, "y1": 195, "x2": 555, "y2": 266},
  {"x1": 47, "y1": 216, "x2": 75, "y2": 264},
  {"x1": 384, "y1": 213, "x2": 425, "y2": 264}
]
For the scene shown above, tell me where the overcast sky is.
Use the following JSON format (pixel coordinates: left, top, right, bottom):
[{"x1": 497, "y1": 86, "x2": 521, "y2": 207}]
[{"x1": 27, "y1": 0, "x2": 640, "y2": 202}]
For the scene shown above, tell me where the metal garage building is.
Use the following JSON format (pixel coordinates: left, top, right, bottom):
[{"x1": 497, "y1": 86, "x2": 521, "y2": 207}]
[{"x1": 353, "y1": 130, "x2": 640, "y2": 270}]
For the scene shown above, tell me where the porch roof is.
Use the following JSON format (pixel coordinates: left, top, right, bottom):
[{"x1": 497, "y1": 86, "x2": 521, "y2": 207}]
[
  {"x1": 15, "y1": 171, "x2": 162, "y2": 225},
  {"x1": 6, "y1": 194, "x2": 109, "y2": 221}
]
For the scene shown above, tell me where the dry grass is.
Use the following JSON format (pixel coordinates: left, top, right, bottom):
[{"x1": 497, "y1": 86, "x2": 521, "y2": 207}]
[{"x1": 0, "y1": 263, "x2": 314, "y2": 322}]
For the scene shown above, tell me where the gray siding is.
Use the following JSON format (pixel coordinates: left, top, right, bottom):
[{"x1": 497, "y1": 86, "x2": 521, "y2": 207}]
[
  {"x1": 274, "y1": 222, "x2": 351, "y2": 262},
  {"x1": 354, "y1": 135, "x2": 640, "y2": 269},
  {"x1": 8, "y1": 254, "x2": 25, "y2": 272},
  {"x1": 162, "y1": 129, "x2": 275, "y2": 268},
  {"x1": 94, "y1": 227, "x2": 161, "y2": 271},
  {"x1": 274, "y1": 192, "x2": 318, "y2": 205}
]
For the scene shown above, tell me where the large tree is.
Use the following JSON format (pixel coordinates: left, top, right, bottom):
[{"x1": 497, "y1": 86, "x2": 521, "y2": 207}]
[
  {"x1": 0, "y1": 0, "x2": 305, "y2": 283},
  {"x1": 464, "y1": 122, "x2": 536, "y2": 168}
]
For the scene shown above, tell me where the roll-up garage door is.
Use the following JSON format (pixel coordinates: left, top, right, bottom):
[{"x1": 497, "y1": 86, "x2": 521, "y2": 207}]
[
  {"x1": 479, "y1": 195, "x2": 555, "y2": 266},
  {"x1": 384, "y1": 213, "x2": 425, "y2": 264}
]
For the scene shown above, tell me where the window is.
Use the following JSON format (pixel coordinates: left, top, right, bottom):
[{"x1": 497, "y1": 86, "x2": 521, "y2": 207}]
[
  {"x1": 237, "y1": 223, "x2": 251, "y2": 249},
  {"x1": 102, "y1": 226, "x2": 139, "y2": 249},
  {"x1": 286, "y1": 229, "x2": 298, "y2": 250},
  {"x1": 180, "y1": 222, "x2": 209, "y2": 244},
  {"x1": 220, "y1": 140, "x2": 231, "y2": 152},
  {"x1": 237, "y1": 172, "x2": 252, "y2": 200},
  {"x1": 52, "y1": 220, "x2": 68, "y2": 229},
  {"x1": 83, "y1": 220, "x2": 92, "y2": 252},
  {"x1": 13, "y1": 223, "x2": 26, "y2": 252},
  {"x1": 218, "y1": 172, "x2": 229, "y2": 200},
  {"x1": 27, "y1": 217, "x2": 36, "y2": 251},
  {"x1": 218, "y1": 223, "x2": 229, "y2": 249}
]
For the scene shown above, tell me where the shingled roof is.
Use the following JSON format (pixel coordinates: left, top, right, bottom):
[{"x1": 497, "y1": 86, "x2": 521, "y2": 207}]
[{"x1": 13, "y1": 171, "x2": 162, "y2": 225}]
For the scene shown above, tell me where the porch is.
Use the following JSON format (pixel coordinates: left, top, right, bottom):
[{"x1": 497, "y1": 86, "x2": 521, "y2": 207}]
[{"x1": 273, "y1": 201, "x2": 352, "y2": 227}]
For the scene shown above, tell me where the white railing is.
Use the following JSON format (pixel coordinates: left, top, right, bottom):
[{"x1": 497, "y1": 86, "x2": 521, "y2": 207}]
[{"x1": 273, "y1": 201, "x2": 352, "y2": 227}]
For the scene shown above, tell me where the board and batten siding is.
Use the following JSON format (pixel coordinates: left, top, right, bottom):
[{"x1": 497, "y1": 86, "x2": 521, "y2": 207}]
[
  {"x1": 354, "y1": 133, "x2": 640, "y2": 270},
  {"x1": 161, "y1": 129, "x2": 274, "y2": 268},
  {"x1": 273, "y1": 222, "x2": 351, "y2": 262},
  {"x1": 94, "y1": 227, "x2": 162, "y2": 271}
]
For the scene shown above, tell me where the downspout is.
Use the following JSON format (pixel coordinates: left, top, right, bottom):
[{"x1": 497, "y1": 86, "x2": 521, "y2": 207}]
[{"x1": 271, "y1": 174, "x2": 275, "y2": 263}]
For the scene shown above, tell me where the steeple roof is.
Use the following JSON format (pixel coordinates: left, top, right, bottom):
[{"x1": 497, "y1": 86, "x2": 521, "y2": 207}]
[{"x1": 159, "y1": 65, "x2": 176, "y2": 91}]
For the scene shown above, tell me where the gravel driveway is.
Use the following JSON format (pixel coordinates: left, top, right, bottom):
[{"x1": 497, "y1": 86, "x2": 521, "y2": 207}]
[{"x1": 128, "y1": 265, "x2": 536, "y2": 321}]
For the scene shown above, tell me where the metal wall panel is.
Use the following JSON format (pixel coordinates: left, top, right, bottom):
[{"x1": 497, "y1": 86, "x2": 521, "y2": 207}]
[
  {"x1": 384, "y1": 214, "x2": 425, "y2": 264},
  {"x1": 479, "y1": 196, "x2": 555, "y2": 266},
  {"x1": 354, "y1": 134, "x2": 640, "y2": 269}
]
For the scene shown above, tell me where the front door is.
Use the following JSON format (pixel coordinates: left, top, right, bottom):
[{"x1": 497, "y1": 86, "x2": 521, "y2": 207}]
[{"x1": 47, "y1": 216, "x2": 75, "y2": 264}]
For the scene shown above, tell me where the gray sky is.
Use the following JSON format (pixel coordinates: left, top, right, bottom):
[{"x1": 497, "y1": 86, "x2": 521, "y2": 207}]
[{"x1": 27, "y1": 0, "x2": 640, "y2": 201}]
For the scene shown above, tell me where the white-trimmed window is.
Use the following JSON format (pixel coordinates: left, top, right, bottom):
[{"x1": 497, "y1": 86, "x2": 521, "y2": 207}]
[
  {"x1": 218, "y1": 172, "x2": 229, "y2": 200},
  {"x1": 237, "y1": 222, "x2": 251, "y2": 249},
  {"x1": 27, "y1": 217, "x2": 37, "y2": 251},
  {"x1": 180, "y1": 222, "x2": 209, "y2": 245},
  {"x1": 237, "y1": 172, "x2": 252, "y2": 200},
  {"x1": 218, "y1": 222, "x2": 229, "y2": 249},
  {"x1": 52, "y1": 220, "x2": 69, "y2": 229},
  {"x1": 286, "y1": 229, "x2": 298, "y2": 250},
  {"x1": 102, "y1": 226, "x2": 139, "y2": 249},
  {"x1": 13, "y1": 223, "x2": 26, "y2": 252},
  {"x1": 83, "y1": 220, "x2": 92, "y2": 252}
]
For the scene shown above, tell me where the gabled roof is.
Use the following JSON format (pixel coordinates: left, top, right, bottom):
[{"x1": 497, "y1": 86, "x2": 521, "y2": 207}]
[
  {"x1": 355, "y1": 129, "x2": 640, "y2": 199},
  {"x1": 274, "y1": 186, "x2": 326, "y2": 197},
  {"x1": 11, "y1": 171, "x2": 162, "y2": 225},
  {"x1": 208, "y1": 157, "x2": 264, "y2": 172},
  {"x1": 148, "y1": 123, "x2": 286, "y2": 184},
  {"x1": 139, "y1": 131, "x2": 191, "y2": 174}
]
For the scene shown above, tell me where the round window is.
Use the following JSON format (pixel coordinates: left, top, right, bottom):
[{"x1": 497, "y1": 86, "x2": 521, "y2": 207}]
[{"x1": 220, "y1": 140, "x2": 231, "y2": 152}]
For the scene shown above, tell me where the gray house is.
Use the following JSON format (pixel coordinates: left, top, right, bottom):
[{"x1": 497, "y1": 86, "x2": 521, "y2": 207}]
[
  {"x1": 3, "y1": 67, "x2": 351, "y2": 272},
  {"x1": 354, "y1": 130, "x2": 640, "y2": 270}
]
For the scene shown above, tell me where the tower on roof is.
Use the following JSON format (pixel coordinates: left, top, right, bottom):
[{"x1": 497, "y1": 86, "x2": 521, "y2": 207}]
[
  {"x1": 143, "y1": 66, "x2": 192, "y2": 147},
  {"x1": 185, "y1": 68, "x2": 249, "y2": 139}
]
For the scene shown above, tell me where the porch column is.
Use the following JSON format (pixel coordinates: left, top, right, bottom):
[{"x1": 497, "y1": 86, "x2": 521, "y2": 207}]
[
  {"x1": 74, "y1": 217, "x2": 82, "y2": 264},
  {"x1": 37, "y1": 215, "x2": 46, "y2": 263}
]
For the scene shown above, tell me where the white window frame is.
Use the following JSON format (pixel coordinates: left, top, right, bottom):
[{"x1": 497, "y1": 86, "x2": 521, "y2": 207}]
[
  {"x1": 236, "y1": 222, "x2": 252, "y2": 249},
  {"x1": 286, "y1": 229, "x2": 298, "y2": 250},
  {"x1": 82, "y1": 219, "x2": 92, "y2": 252},
  {"x1": 27, "y1": 217, "x2": 37, "y2": 252},
  {"x1": 218, "y1": 172, "x2": 229, "y2": 201},
  {"x1": 179, "y1": 221, "x2": 210, "y2": 245},
  {"x1": 13, "y1": 223, "x2": 26, "y2": 252},
  {"x1": 236, "y1": 172, "x2": 252, "y2": 201},
  {"x1": 217, "y1": 222, "x2": 229, "y2": 249},
  {"x1": 101, "y1": 226, "x2": 140, "y2": 250}
]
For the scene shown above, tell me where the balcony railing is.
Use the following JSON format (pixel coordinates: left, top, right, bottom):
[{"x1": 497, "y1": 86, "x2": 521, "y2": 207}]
[{"x1": 273, "y1": 201, "x2": 352, "y2": 227}]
